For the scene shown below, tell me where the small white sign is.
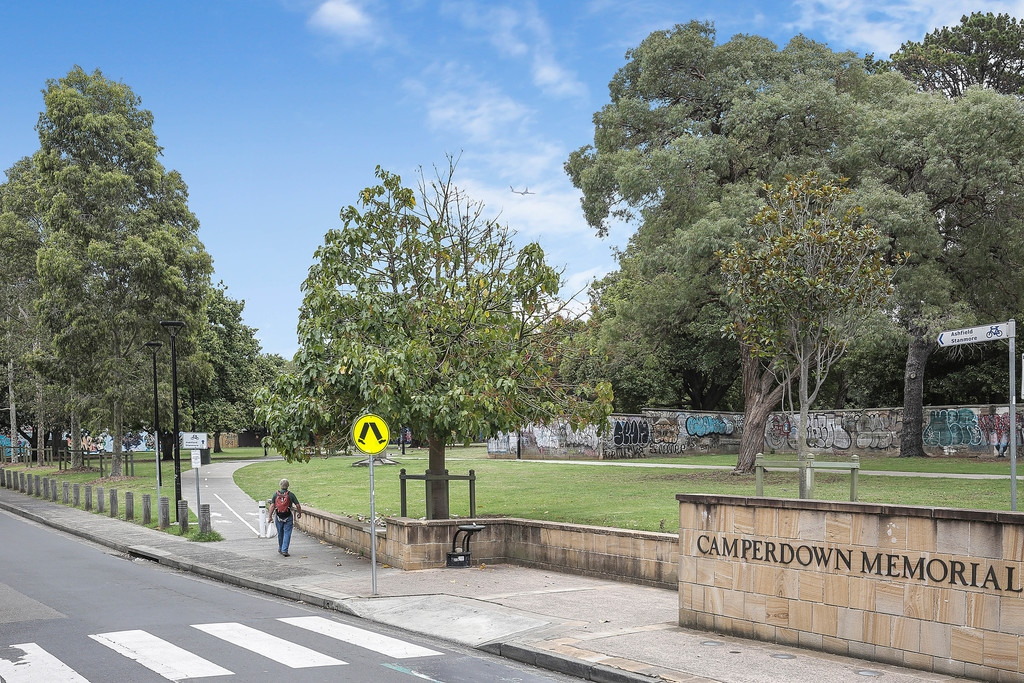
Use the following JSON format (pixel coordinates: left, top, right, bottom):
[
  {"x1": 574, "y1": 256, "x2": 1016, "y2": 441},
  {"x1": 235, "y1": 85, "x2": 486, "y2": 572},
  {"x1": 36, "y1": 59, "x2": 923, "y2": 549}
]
[
  {"x1": 191, "y1": 450, "x2": 201, "y2": 468},
  {"x1": 181, "y1": 432, "x2": 208, "y2": 449}
]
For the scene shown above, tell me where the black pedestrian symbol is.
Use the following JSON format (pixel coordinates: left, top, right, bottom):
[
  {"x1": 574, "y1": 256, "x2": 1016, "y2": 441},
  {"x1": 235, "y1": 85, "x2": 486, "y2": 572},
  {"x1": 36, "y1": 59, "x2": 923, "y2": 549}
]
[{"x1": 358, "y1": 421, "x2": 387, "y2": 447}]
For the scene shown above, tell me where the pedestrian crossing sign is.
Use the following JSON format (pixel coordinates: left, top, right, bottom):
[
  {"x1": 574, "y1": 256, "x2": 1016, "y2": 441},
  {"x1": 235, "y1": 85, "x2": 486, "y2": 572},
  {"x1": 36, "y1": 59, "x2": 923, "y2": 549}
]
[{"x1": 352, "y1": 414, "x2": 390, "y2": 455}]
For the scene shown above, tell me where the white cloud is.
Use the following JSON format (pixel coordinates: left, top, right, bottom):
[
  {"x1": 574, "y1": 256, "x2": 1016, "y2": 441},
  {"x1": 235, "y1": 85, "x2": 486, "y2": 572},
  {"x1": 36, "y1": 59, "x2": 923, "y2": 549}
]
[
  {"x1": 424, "y1": 86, "x2": 533, "y2": 143},
  {"x1": 789, "y1": 0, "x2": 1024, "y2": 56},
  {"x1": 307, "y1": 0, "x2": 376, "y2": 41},
  {"x1": 442, "y1": 1, "x2": 586, "y2": 98}
]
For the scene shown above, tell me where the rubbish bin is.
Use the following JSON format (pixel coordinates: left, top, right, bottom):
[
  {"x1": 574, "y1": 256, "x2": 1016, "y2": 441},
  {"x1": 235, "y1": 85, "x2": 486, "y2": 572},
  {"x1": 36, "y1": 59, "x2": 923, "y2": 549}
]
[{"x1": 200, "y1": 448, "x2": 211, "y2": 465}]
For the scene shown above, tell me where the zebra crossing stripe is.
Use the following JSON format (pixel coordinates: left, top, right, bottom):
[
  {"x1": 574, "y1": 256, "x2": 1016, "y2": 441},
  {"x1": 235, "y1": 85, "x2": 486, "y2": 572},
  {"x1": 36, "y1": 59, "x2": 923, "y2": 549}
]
[
  {"x1": 89, "y1": 630, "x2": 232, "y2": 680},
  {"x1": 279, "y1": 616, "x2": 443, "y2": 659},
  {"x1": 193, "y1": 622, "x2": 347, "y2": 668},
  {"x1": 0, "y1": 643, "x2": 90, "y2": 682}
]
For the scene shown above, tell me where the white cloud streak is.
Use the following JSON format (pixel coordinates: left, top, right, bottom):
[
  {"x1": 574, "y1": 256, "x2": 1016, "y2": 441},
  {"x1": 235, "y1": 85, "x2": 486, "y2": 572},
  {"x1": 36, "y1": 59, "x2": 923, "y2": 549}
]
[
  {"x1": 790, "y1": 0, "x2": 1024, "y2": 56},
  {"x1": 307, "y1": 0, "x2": 377, "y2": 43}
]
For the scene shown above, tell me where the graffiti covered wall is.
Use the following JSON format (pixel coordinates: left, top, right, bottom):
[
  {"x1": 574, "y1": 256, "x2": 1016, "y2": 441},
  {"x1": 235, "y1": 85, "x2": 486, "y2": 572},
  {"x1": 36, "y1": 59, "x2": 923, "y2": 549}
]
[{"x1": 489, "y1": 405, "x2": 1023, "y2": 459}]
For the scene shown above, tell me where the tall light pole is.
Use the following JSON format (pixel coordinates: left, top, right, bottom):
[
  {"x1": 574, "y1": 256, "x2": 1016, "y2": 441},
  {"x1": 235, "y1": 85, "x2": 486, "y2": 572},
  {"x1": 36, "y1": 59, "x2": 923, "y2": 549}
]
[
  {"x1": 144, "y1": 340, "x2": 163, "y2": 503},
  {"x1": 160, "y1": 320, "x2": 185, "y2": 515}
]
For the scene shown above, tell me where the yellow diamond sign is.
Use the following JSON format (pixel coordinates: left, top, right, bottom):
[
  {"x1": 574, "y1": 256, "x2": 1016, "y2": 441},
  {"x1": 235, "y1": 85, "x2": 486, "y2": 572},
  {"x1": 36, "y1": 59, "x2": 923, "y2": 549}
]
[{"x1": 352, "y1": 414, "x2": 390, "y2": 455}]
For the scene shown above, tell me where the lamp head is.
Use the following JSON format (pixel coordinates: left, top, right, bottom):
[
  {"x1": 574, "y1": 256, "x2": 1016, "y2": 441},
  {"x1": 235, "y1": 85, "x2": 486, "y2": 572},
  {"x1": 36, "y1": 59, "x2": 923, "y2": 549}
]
[
  {"x1": 159, "y1": 320, "x2": 185, "y2": 337},
  {"x1": 144, "y1": 340, "x2": 163, "y2": 352}
]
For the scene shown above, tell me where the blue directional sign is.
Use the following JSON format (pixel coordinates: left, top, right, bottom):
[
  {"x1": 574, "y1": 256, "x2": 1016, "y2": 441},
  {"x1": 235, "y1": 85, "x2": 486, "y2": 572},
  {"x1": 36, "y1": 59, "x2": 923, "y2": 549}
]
[{"x1": 937, "y1": 321, "x2": 1014, "y2": 347}]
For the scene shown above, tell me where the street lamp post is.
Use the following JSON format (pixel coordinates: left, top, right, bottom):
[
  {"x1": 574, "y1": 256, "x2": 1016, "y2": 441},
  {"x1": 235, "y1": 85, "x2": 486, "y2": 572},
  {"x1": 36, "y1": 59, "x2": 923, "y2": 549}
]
[
  {"x1": 160, "y1": 321, "x2": 185, "y2": 516},
  {"x1": 144, "y1": 341, "x2": 163, "y2": 503}
]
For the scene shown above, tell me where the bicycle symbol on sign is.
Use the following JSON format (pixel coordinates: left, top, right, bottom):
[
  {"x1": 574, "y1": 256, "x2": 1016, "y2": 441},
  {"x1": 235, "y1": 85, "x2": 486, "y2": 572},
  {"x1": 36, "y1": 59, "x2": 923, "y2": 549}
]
[{"x1": 987, "y1": 326, "x2": 1004, "y2": 339}]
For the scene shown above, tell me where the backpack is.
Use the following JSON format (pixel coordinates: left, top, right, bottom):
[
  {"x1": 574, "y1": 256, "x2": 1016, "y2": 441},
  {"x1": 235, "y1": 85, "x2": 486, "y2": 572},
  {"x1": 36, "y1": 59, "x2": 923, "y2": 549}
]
[{"x1": 273, "y1": 491, "x2": 291, "y2": 514}]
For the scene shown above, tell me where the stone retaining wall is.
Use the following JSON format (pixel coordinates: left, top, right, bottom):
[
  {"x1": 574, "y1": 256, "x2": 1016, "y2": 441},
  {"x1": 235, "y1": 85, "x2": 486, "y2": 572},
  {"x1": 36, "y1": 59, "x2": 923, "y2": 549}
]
[
  {"x1": 677, "y1": 494, "x2": 1024, "y2": 679},
  {"x1": 297, "y1": 509, "x2": 677, "y2": 589}
]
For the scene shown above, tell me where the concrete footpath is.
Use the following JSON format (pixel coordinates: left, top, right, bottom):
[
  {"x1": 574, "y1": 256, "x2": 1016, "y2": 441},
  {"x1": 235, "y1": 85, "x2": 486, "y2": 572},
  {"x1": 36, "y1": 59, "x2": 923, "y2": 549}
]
[{"x1": 0, "y1": 461, "x2": 968, "y2": 682}]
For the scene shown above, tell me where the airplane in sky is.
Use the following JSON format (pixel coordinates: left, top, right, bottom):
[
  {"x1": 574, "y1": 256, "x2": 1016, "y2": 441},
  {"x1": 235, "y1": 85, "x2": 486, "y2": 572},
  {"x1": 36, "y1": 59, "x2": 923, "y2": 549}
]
[{"x1": 510, "y1": 186, "x2": 534, "y2": 195}]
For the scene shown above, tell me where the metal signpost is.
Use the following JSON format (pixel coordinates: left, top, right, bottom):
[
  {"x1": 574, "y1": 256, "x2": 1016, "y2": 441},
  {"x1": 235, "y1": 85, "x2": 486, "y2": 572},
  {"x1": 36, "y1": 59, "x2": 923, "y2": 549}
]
[
  {"x1": 351, "y1": 414, "x2": 390, "y2": 595},
  {"x1": 181, "y1": 432, "x2": 209, "y2": 514},
  {"x1": 938, "y1": 320, "x2": 1017, "y2": 510}
]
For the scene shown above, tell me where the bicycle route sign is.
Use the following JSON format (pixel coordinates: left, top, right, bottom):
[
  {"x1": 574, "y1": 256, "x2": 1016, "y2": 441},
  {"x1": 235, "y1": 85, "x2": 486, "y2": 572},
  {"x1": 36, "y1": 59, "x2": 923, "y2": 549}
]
[
  {"x1": 937, "y1": 321, "x2": 1015, "y2": 347},
  {"x1": 351, "y1": 414, "x2": 390, "y2": 455}
]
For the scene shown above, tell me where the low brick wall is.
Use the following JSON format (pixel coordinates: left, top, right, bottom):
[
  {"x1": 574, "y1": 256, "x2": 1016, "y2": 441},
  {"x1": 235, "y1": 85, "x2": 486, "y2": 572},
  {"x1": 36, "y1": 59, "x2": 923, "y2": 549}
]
[
  {"x1": 297, "y1": 509, "x2": 677, "y2": 589},
  {"x1": 677, "y1": 494, "x2": 1024, "y2": 680}
]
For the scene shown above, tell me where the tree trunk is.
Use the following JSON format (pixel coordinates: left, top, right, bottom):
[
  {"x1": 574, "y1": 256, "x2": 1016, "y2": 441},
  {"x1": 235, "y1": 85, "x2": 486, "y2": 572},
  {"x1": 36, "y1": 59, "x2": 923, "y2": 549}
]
[
  {"x1": 71, "y1": 414, "x2": 83, "y2": 469},
  {"x1": 110, "y1": 402, "x2": 123, "y2": 477},
  {"x1": 8, "y1": 359, "x2": 17, "y2": 462},
  {"x1": 900, "y1": 331, "x2": 931, "y2": 457},
  {"x1": 426, "y1": 432, "x2": 449, "y2": 519},
  {"x1": 213, "y1": 431, "x2": 223, "y2": 453},
  {"x1": 734, "y1": 346, "x2": 786, "y2": 474},
  {"x1": 35, "y1": 382, "x2": 44, "y2": 466}
]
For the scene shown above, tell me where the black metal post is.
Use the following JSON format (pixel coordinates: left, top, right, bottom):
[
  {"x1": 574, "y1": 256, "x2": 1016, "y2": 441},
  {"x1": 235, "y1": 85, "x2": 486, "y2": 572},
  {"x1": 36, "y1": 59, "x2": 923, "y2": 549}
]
[
  {"x1": 144, "y1": 341, "x2": 163, "y2": 494},
  {"x1": 160, "y1": 321, "x2": 185, "y2": 518}
]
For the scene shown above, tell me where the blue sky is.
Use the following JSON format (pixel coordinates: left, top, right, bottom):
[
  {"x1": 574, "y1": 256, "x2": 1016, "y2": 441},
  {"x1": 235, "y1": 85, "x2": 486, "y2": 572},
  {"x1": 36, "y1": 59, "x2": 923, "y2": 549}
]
[{"x1": 0, "y1": 1, "x2": 1014, "y2": 358}]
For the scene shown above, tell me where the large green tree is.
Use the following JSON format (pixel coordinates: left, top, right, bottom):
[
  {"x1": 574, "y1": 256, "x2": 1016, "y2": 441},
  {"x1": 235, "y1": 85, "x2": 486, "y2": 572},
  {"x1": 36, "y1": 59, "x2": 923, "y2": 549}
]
[
  {"x1": 566, "y1": 22, "x2": 889, "y2": 469},
  {"x1": 0, "y1": 158, "x2": 45, "y2": 461},
  {"x1": 191, "y1": 284, "x2": 266, "y2": 452},
  {"x1": 258, "y1": 163, "x2": 611, "y2": 518},
  {"x1": 33, "y1": 67, "x2": 213, "y2": 477},
  {"x1": 890, "y1": 12, "x2": 1024, "y2": 97},
  {"x1": 721, "y1": 174, "x2": 898, "y2": 488},
  {"x1": 848, "y1": 87, "x2": 1024, "y2": 456},
  {"x1": 569, "y1": 21, "x2": 1024, "y2": 466}
]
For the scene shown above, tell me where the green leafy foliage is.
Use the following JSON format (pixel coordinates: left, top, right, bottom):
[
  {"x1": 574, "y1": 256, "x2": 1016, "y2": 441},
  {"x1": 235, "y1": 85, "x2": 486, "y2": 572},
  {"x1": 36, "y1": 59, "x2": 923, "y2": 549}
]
[
  {"x1": 721, "y1": 173, "x2": 900, "y2": 466},
  {"x1": 890, "y1": 12, "x2": 1024, "y2": 97},
  {"x1": 256, "y1": 162, "x2": 612, "y2": 516},
  {"x1": 32, "y1": 67, "x2": 213, "y2": 474}
]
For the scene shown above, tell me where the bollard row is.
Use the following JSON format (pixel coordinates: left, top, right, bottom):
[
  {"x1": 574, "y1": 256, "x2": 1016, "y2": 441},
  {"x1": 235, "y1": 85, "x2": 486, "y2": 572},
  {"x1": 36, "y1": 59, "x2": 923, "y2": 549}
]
[{"x1": 0, "y1": 465, "x2": 181, "y2": 532}]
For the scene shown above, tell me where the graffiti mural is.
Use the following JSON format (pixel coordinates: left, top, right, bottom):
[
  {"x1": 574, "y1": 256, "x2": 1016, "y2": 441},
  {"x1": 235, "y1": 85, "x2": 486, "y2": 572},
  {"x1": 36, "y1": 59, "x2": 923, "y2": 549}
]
[
  {"x1": 486, "y1": 423, "x2": 601, "y2": 459},
  {"x1": 507, "y1": 404, "x2": 1014, "y2": 461},
  {"x1": 922, "y1": 409, "x2": 984, "y2": 448}
]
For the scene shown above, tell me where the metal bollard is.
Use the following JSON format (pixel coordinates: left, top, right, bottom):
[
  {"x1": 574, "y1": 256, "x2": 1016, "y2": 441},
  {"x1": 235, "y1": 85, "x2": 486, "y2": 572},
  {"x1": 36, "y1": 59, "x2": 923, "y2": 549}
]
[
  {"x1": 258, "y1": 501, "x2": 267, "y2": 538},
  {"x1": 177, "y1": 500, "x2": 189, "y2": 533},
  {"x1": 199, "y1": 503, "x2": 211, "y2": 534},
  {"x1": 158, "y1": 496, "x2": 170, "y2": 529}
]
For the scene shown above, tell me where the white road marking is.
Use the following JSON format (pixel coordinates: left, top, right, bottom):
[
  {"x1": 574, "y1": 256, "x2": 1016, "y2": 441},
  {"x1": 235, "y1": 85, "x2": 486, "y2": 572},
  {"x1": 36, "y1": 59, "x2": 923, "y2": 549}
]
[
  {"x1": 279, "y1": 616, "x2": 443, "y2": 659},
  {"x1": 89, "y1": 630, "x2": 232, "y2": 680},
  {"x1": 213, "y1": 492, "x2": 260, "y2": 536},
  {"x1": 193, "y1": 622, "x2": 346, "y2": 668},
  {"x1": 0, "y1": 643, "x2": 90, "y2": 682}
]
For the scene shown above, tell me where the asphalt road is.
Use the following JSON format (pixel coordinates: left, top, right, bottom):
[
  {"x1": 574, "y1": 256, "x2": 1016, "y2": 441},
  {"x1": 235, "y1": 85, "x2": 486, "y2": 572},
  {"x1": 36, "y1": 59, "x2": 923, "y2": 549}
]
[{"x1": 0, "y1": 510, "x2": 574, "y2": 682}]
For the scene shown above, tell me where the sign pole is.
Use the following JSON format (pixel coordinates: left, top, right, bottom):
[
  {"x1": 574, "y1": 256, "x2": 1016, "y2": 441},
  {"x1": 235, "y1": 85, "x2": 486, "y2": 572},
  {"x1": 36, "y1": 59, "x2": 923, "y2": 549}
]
[
  {"x1": 369, "y1": 453, "x2": 377, "y2": 595},
  {"x1": 937, "y1": 320, "x2": 1018, "y2": 510},
  {"x1": 351, "y1": 414, "x2": 390, "y2": 597},
  {"x1": 1011, "y1": 320, "x2": 1017, "y2": 511}
]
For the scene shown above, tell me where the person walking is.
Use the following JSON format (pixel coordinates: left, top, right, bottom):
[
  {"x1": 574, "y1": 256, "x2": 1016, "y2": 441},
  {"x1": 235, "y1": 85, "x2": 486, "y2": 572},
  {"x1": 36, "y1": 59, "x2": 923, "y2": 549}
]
[{"x1": 267, "y1": 478, "x2": 301, "y2": 556}]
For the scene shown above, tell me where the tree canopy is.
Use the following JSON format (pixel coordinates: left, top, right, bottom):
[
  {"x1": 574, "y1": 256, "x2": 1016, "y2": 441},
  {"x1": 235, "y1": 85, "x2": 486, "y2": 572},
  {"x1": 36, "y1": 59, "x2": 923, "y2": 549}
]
[
  {"x1": 33, "y1": 66, "x2": 213, "y2": 475},
  {"x1": 890, "y1": 12, "x2": 1024, "y2": 97},
  {"x1": 258, "y1": 163, "x2": 611, "y2": 517},
  {"x1": 721, "y1": 174, "x2": 898, "y2": 488}
]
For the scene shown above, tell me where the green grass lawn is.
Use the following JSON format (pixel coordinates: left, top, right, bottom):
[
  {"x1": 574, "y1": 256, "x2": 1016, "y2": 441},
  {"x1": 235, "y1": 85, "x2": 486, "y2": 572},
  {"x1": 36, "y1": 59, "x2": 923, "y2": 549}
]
[
  {"x1": 231, "y1": 446, "x2": 1024, "y2": 534},
  {"x1": 8, "y1": 445, "x2": 1021, "y2": 535}
]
